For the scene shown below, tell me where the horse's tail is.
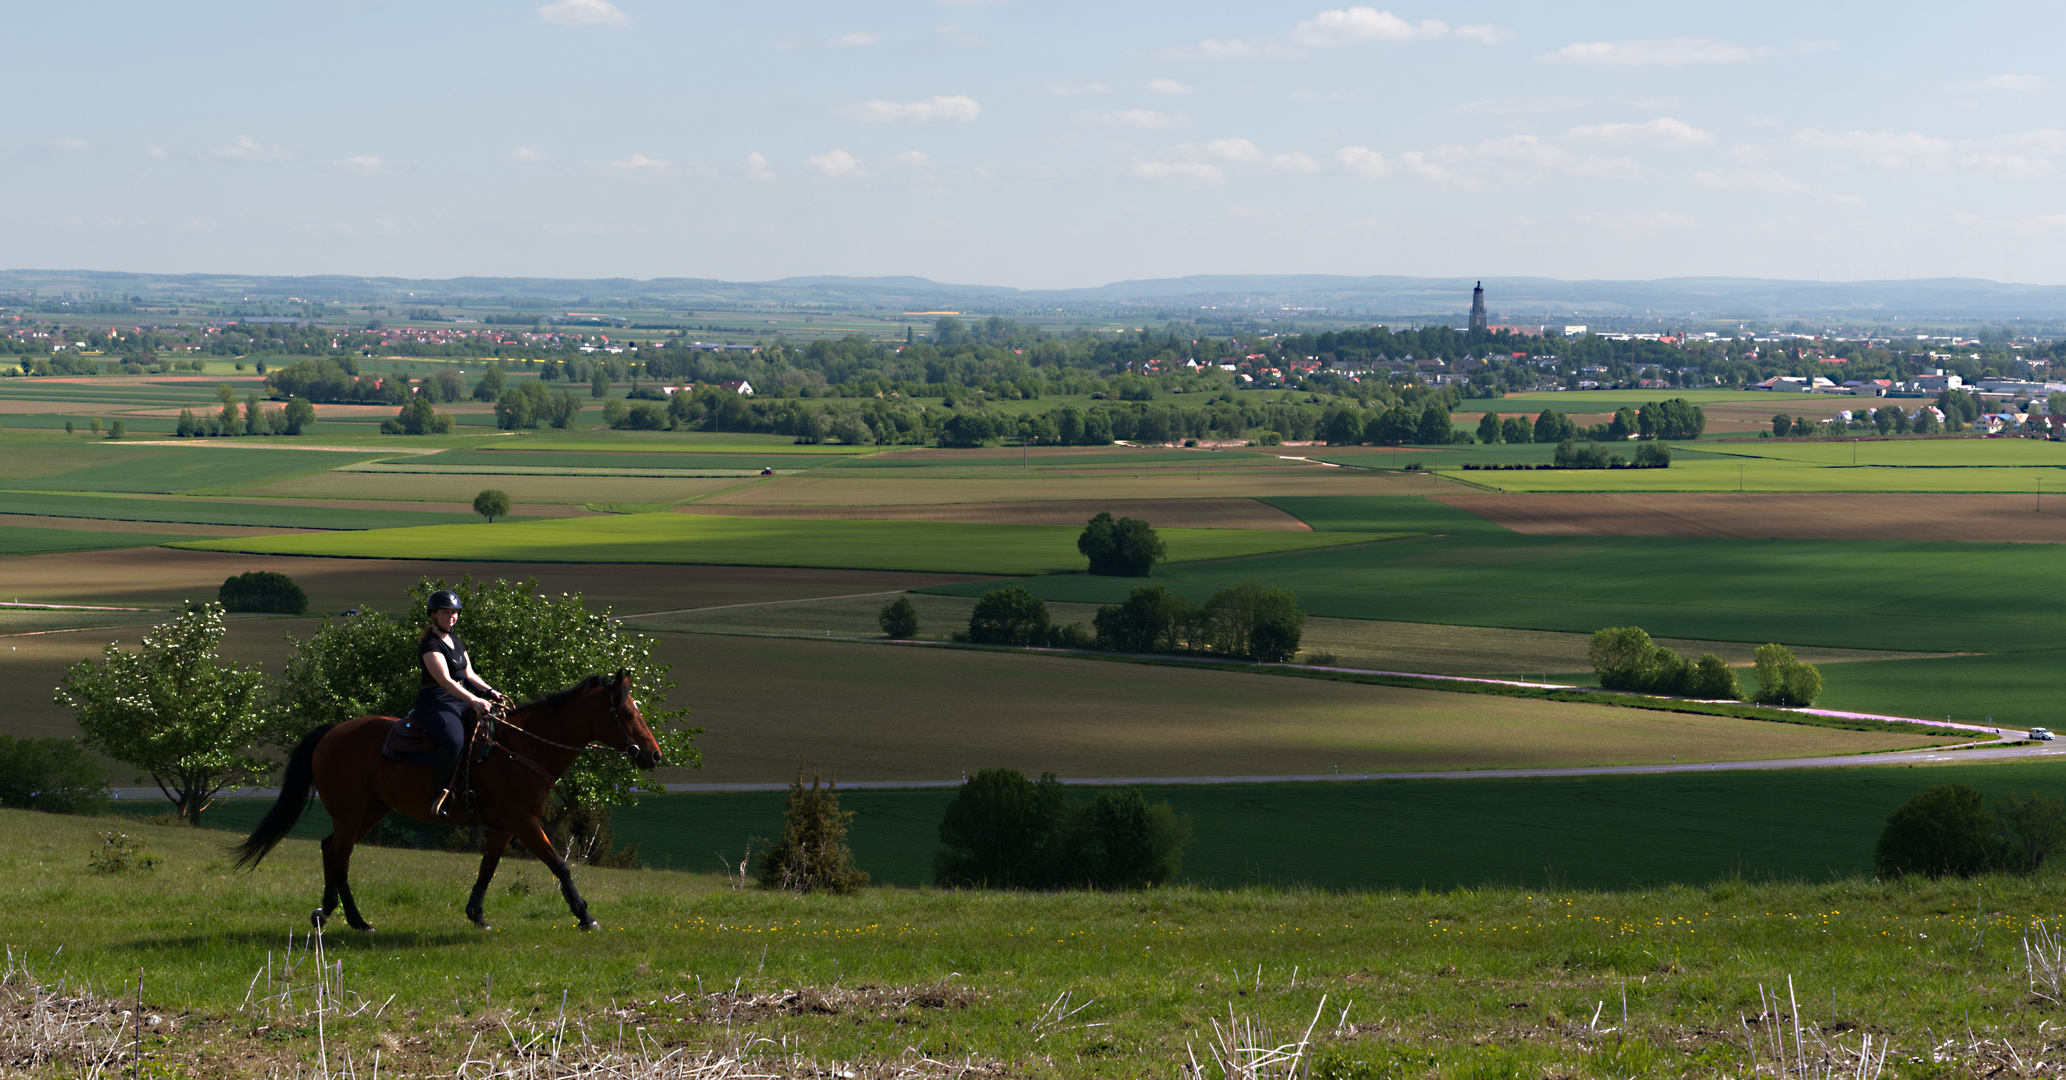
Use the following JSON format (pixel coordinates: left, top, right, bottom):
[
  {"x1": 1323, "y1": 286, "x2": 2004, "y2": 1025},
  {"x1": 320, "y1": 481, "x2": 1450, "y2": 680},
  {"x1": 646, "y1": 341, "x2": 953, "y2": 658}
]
[{"x1": 231, "y1": 723, "x2": 335, "y2": 870}]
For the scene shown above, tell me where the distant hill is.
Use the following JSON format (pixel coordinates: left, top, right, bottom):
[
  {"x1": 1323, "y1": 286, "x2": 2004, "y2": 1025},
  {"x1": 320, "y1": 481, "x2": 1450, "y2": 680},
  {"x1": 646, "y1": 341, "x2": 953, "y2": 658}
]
[{"x1": 6, "y1": 268, "x2": 2066, "y2": 323}]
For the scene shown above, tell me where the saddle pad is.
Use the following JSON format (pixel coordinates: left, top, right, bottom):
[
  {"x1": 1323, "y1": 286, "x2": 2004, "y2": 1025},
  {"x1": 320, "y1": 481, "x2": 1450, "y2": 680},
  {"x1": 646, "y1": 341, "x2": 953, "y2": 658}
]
[{"x1": 379, "y1": 717, "x2": 439, "y2": 765}]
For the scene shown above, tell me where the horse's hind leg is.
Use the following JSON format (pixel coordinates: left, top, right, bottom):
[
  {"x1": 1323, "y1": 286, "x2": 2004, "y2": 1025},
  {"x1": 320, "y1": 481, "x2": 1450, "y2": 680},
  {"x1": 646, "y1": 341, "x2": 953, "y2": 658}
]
[
  {"x1": 313, "y1": 834, "x2": 342, "y2": 929},
  {"x1": 515, "y1": 822, "x2": 598, "y2": 931},
  {"x1": 466, "y1": 830, "x2": 513, "y2": 930},
  {"x1": 333, "y1": 809, "x2": 388, "y2": 932}
]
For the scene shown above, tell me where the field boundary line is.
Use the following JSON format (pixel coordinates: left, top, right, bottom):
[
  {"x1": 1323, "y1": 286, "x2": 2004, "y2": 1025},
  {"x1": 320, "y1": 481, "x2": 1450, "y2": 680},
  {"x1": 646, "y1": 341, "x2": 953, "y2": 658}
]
[{"x1": 620, "y1": 589, "x2": 913, "y2": 619}]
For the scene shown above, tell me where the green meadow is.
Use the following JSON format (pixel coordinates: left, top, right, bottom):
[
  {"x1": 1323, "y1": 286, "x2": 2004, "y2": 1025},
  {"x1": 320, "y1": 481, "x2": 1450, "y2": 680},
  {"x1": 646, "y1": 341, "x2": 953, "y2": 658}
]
[
  {"x1": 0, "y1": 491, "x2": 485, "y2": 529},
  {"x1": 15, "y1": 446, "x2": 383, "y2": 494},
  {"x1": 171, "y1": 512, "x2": 1377, "y2": 575},
  {"x1": 176, "y1": 760, "x2": 2066, "y2": 891},
  {"x1": 0, "y1": 524, "x2": 208, "y2": 555}
]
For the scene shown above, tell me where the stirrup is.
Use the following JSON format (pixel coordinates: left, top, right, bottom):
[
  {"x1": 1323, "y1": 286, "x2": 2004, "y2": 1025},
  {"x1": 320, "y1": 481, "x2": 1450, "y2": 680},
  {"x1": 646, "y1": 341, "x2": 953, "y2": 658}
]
[{"x1": 432, "y1": 788, "x2": 455, "y2": 820}]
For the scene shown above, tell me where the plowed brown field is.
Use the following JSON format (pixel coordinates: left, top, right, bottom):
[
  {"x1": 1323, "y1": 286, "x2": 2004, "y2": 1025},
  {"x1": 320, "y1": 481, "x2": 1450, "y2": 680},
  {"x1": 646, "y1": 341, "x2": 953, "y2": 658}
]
[
  {"x1": 1437, "y1": 491, "x2": 2066, "y2": 542},
  {"x1": 674, "y1": 497, "x2": 1308, "y2": 530}
]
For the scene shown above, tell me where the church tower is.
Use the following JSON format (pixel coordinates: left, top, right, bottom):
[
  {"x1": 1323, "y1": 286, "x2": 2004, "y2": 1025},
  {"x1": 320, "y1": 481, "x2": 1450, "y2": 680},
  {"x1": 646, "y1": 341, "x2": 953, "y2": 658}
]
[{"x1": 1468, "y1": 281, "x2": 1488, "y2": 332}]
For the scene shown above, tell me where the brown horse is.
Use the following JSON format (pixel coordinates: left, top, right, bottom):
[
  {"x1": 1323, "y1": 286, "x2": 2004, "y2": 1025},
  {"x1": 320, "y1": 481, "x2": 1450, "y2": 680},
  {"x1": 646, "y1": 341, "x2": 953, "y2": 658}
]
[{"x1": 233, "y1": 671, "x2": 663, "y2": 932}]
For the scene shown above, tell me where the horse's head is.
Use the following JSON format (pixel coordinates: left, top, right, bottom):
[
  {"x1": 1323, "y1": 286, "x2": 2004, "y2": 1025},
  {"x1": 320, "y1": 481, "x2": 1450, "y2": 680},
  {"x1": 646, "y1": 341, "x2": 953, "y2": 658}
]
[{"x1": 602, "y1": 669, "x2": 663, "y2": 770}]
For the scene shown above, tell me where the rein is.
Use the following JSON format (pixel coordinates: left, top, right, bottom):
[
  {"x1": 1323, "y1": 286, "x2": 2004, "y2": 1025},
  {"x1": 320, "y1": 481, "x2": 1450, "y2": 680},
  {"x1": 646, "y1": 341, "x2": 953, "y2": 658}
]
[{"x1": 487, "y1": 691, "x2": 638, "y2": 757}]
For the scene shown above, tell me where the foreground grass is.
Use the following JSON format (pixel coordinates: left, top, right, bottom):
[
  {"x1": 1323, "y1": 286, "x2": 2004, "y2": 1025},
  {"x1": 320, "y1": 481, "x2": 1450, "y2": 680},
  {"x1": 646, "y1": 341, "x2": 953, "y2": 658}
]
[
  {"x1": 14, "y1": 808, "x2": 2066, "y2": 1078},
  {"x1": 170, "y1": 513, "x2": 1376, "y2": 575}
]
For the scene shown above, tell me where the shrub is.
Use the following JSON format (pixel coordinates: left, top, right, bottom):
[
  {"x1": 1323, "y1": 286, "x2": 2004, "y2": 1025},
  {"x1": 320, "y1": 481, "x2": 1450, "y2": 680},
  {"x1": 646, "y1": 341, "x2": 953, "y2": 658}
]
[
  {"x1": 759, "y1": 766, "x2": 868, "y2": 894},
  {"x1": 1751, "y1": 643, "x2": 1823, "y2": 706},
  {"x1": 1876, "y1": 785, "x2": 1997, "y2": 879},
  {"x1": 966, "y1": 586, "x2": 1051, "y2": 646},
  {"x1": 1201, "y1": 580, "x2": 1306, "y2": 663},
  {"x1": 933, "y1": 769, "x2": 1190, "y2": 890},
  {"x1": 1093, "y1": 584, "x2": 1188, "y2": 653},
  {"x1": 0, "y1": 736, "x2": 109, "y2": 814},
  {"x1": 1078, "y1": 512, "x2": 1165, "y2": 576},
  {"x1": 878, "y1": 596, "x2": 919, "y2": 639},
  {"x1": 218, "y1": 570, "x2": 309, "y2": 615},
  {"x1": 1686, "y1": 653, "x2": 1743, "y2": 700}
]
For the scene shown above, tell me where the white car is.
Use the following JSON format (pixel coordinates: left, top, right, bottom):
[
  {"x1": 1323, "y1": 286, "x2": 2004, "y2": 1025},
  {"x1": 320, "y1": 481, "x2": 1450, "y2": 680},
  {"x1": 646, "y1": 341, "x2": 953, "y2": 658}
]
[{"x1": 2031, "y1": 727, "x2": 2054, "y2": 741}]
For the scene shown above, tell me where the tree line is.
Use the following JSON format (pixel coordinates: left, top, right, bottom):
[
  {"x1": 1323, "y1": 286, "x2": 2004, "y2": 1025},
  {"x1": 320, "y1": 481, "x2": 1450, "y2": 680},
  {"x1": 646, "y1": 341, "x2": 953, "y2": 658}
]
[{"x1": 1588, "y1": 626, "x2": 1822, "y2": 706}]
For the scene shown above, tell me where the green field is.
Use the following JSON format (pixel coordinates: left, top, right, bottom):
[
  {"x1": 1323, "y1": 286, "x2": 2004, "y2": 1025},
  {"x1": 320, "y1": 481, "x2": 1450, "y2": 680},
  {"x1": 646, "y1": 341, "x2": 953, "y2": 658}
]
[
  {"x1": 0, "y1": 490, "x2": 485, "y2": 529},
  {"x1": 171, "y1": 512, "x2": 1377, "y2": 575},
  {"x1": 926, "y1": 498, "x2": 2066, "y2": 654},
  {"x1": 1816, "y1": 649, "x2": 2066, "y2": 730},
  {"x1": 13, "y1": 446, "x2": 381, "y2": 494},
  {"x1": 0, "y1": 524, "x2": 206, "y2": 554},
  {"x1": 411, "y1": 450, "x2": 851, "y2": 471}
]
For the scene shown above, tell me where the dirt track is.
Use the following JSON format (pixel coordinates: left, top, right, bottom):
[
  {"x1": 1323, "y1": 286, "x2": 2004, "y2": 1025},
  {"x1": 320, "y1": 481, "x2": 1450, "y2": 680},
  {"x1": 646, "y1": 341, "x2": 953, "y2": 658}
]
[
  {"x1": 1437, "y1": 491, "x2": 2066, "y2": 542},
  {"x1": 676, "y1": 497, "x2": 1310, "y2": 530}
]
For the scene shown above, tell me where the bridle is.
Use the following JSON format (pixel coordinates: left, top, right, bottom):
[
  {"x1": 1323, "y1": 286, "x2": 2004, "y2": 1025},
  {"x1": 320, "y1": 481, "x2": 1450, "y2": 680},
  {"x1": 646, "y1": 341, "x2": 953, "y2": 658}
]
[{"x1": 487, "y1": 686, "x2": 645, "y2": 761}]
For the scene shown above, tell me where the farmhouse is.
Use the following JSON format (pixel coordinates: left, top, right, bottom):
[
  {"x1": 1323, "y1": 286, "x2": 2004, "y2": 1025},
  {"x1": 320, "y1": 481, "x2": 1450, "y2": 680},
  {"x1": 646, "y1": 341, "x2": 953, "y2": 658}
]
[{"x1": 719, "y1": 379, "x2": 754, "y2": 395}]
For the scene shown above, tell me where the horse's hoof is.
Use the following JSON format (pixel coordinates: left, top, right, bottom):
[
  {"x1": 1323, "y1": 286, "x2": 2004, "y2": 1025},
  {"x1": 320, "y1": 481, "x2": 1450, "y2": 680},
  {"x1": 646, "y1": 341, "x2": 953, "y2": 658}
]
[
  {"x1": 310, "y1": 910, "x2": 327, "y2": 929},
  {"x1": 579, "y1": 919, "x2": 599, "y2": 932},
  {"x1": 353, "y1": 924, "x2": 377, "y2": 934}
]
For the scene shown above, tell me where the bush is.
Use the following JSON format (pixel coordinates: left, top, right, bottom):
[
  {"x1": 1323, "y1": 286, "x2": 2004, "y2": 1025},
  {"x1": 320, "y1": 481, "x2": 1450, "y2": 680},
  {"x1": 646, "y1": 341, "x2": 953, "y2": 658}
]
[
  {"x1": 218, "y1": 570, "x2": 309, "y2": 615},
  {"x1": 1078, "y1": 512, "x2": 1165, "y2": 577},
  {"x1": 934, "y1": 769, "x2": 1190, "y2": 890},
  {"x1": 759, "y1": 766, "x2": 868, "y2": 894},
  {"x1": 878, "y1": 596, "x2": 919, "y2": 639},
  {"x1": 966, "y1": 586, "x2": 1051, "y2": 646},
  {"x1": 1876, "y1": 785, "x2": 1998, "y2": 879},
  {"x1": 0, "y1": 736, "x2": 109, "y2": 814},
  {"x1": 1751, "y1": 643, "x2": 1823, "y2": 706},
  {"x1": 1686, "y1": 653, "x2": 1743, "y2": 700}
]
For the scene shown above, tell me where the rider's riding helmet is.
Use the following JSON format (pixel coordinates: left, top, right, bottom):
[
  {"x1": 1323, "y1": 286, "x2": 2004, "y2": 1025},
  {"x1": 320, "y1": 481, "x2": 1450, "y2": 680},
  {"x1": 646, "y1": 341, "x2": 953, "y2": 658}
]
[{"x1": 427, "y1": 589, "x2": 463, "y2": 613}]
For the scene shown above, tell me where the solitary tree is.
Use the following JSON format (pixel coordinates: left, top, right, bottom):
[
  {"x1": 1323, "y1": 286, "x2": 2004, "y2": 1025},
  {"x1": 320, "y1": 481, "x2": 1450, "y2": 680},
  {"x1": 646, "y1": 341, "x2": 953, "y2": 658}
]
[
  {"x1": 878, "y1": 596, "x2": 920, "y2": 639},
  {"x1": 473, "y1": 488, "x2": 513, "y2": 523},
  {"x1": 1078, "y1": 512, "x2": 1165, "y2": 576},
  {"x1": 57, "y1": 602, "x2": 271, "y2": 824},
  {"x1": 218, "y1": 570, "x2": 308, "y2": 614}
]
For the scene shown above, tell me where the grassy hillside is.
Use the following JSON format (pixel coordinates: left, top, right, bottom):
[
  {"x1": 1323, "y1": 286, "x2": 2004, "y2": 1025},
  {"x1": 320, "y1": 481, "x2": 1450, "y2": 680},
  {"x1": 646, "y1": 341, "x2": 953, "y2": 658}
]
[{"x1": 12, "y1": 805, "x2": 2066, "y2": 1078}]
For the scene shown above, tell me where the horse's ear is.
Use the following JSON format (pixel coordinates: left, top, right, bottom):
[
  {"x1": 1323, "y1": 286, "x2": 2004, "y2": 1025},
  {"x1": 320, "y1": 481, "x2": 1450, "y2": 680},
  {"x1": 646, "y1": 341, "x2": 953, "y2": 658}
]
[{"x1": 613, "y1": 668, "x2": 628, "y2": 686}]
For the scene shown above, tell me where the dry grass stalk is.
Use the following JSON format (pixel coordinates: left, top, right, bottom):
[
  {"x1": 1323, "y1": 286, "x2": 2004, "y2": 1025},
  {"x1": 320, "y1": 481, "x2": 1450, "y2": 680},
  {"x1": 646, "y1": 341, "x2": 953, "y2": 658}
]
[{"x1": 1183, "y1": 996, "x2": 1326, "y2": 1080}]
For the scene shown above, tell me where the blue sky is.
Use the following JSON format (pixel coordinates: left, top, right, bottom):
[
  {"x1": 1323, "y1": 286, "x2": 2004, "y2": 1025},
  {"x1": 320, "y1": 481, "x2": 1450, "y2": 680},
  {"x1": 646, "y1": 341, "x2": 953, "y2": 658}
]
[{"x1": 9, "y1": 1, "x2": 2064, "y2": 288}]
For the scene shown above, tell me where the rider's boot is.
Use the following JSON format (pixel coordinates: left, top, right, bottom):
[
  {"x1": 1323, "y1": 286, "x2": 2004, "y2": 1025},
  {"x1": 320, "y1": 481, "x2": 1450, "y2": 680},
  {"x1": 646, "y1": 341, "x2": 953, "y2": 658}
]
[{"x1": 431, "y1": 748, "x2": 458, "y2": 820}]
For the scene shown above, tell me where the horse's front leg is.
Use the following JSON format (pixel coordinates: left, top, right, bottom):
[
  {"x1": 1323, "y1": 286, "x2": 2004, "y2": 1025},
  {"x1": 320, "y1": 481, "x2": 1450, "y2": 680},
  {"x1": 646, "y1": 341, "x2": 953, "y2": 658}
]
[
  {"x1": 466, "y1": 829, "x2": 513, "y2": 930},
  {"x1": 515, "y1": 822, "x2": 597, "y2": 931}
]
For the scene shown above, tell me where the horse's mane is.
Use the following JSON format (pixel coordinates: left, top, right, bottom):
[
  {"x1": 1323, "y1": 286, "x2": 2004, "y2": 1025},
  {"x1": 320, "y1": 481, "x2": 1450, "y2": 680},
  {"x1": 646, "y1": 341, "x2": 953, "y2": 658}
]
[{"x1": 517, "y1": 673, "x2": 614, "y2": 716}]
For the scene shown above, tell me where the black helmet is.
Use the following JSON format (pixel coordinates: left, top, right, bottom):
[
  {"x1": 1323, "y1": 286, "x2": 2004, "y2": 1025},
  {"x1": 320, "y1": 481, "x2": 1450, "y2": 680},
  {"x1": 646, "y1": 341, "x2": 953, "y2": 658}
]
[{"x1": 427, "y1": 589, "x2": 463, "y2": 612}]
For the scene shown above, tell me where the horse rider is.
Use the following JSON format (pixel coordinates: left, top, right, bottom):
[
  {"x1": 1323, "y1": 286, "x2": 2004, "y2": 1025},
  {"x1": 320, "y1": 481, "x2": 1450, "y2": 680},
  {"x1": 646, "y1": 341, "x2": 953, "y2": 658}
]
[{"x1": 415, "y1": 589, "x2": 507, "y2": 819}]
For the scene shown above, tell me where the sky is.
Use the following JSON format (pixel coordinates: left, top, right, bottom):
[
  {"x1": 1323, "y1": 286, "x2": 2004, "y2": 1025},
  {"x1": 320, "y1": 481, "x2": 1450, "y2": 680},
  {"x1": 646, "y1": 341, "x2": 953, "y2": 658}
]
[{"x1": 8, "y1": 0, "x2": 2065, "y2": 289}]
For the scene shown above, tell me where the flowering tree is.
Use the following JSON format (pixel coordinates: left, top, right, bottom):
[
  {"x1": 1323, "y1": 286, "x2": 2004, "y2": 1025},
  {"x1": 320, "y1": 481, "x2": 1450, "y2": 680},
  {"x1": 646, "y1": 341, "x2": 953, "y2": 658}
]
[
  {"x1": 56, "y1": 602, "x2": 270, "y2": 824},
  {"x1": 273, "y1": 577, "x2": 699, "y2": 811}
]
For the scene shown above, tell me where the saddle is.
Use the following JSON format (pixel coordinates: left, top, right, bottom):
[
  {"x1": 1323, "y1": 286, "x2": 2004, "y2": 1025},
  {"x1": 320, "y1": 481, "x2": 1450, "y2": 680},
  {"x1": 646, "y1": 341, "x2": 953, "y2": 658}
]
[{"x1": 379, "y1": 712, "x2": 495, "y2": 766}]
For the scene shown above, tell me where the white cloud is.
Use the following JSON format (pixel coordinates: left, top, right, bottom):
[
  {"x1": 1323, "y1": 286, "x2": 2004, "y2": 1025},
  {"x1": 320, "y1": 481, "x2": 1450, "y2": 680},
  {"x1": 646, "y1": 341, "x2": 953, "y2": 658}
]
[
  {"x1": 1089, "y1": 109, "x2": 1190, "y2": 129},
  {"x1": 1337, "y1": 146, "x2": 1393, "y2": 178},
  {"x1": 1289, "y1": 8, "x2": 1448, "y2": 47},
  {"x1": 935, "y1": 24, "x2": 989, "y2": 48},
  {"x1": 1193, "y1": 138, "x2": 1318, "y2": 172},
  {"x1": 743, "y1": 151, "x2": 777, "y2": 182},
  {"x1": 1952, "y1": 211, "x2": 2066, "y2": 235},
  {"x1": 1148, "y1": 78, "x2": 1195, "y2": 95},
  {"x1": 49, "y1": 138, "x2": 98, "y2": 151},
  {"x1": 1128, "y1": 162, "x2": 1225, "y2": 185},
  {"x1": 1158, "y1": 7, "x2": 1498, "y2": 61},
  {"x1": 511, "y1": 146, "x2": 546, "y2": 163},
  {"x1": 774, "y1": 32, "x2": 881, "y2": 50},
  {"x1": 538, "y1": 0, "x2": 629, "y2": 27},
  {"x1": 144, "y1": 145, "x2": 169, "y2": 159},
  {"x1": 1542, "y1": 37, "x2": 1759, "y2": 66},
  {"x1": 1048, "y1": 81, "x2": 1111, "y2": 96},
  {"x1": 334, "y1": 155, "x2": 387, "y2": 175},
  {"x1": 1959, "y1": 74, "x2": 2047, "y2": 92},
  {"x1": 884, "y1": 150, "x2": 938, "y2": 181},
  {"x1": 1793, "y1": 129, "x2": 1951, "y2": 171},
  {"x1": 1393, "y1": 135, "x2": 1639, "y2": 190},
  {"x1": 1725, "y1": 143, "x2": 1773, "y2": 164},
  {"x1": 835, "y1": 96, "x2": 982, "y2": 123},
  {"x1": 1960, "y1": 153, "x2": 2055, "y2": 181},
  {"x1": 610, "y1": 153, "x2": 669, "y2": 171},
  {"x1": 1574, "y1": 211, "x2": 1700, "y2": 230},
  {"x1": 1691, "y1": 169, "x2": 1809, "y2": 193},
  {"x1": 1566, "y1": 117, "x2": 1713, "y2": 147},
  {"x1": 1458, "y1": 95, "x2": 1589, "y2": 115},
  {"x1": 805, "y1": 149, "x2": 868, "y2": 178},
  {"x1": 211, "y1": 135, "x2": 291, "y2": 162},
  {"x1": 1829, "y1": 193, "x2": 1864, "y2": 206},
  {"x1": 1453, "y1": 24, "x2": 1513, "y2": 44}
]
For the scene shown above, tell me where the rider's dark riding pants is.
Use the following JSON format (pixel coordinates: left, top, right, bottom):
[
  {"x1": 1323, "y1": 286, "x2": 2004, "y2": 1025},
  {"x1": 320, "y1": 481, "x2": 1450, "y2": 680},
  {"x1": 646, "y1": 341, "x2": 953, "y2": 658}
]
[{"x1": 410, "y1": 686, "x2": 469, "y2": 794}]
